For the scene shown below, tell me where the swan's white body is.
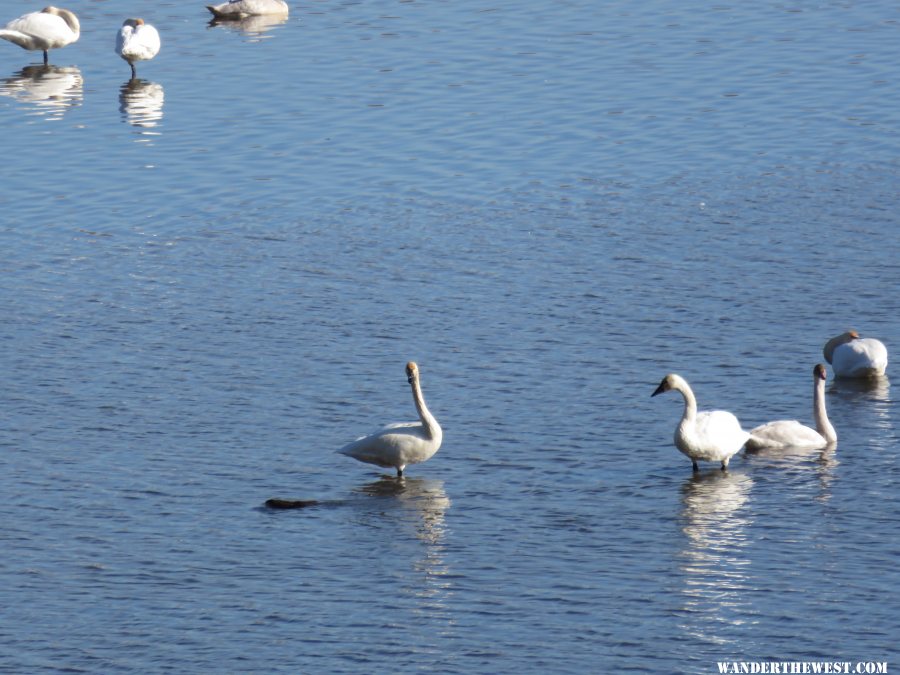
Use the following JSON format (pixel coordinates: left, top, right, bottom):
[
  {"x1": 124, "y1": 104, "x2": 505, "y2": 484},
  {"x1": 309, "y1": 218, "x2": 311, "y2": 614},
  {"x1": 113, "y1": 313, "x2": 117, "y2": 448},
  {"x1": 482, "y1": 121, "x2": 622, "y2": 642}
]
[
  {"x1": 116, "y1": 19, "x2": 160, "y2": 79},
  {"x1": 823, "y1": 330, "x2": 888, "y2": 378},
  {"x1": 747, "y1": 364, "x2": 837, "y2": 450},
  {"x1": 206, "y1": 0, "x2": 289, "y2": 18},
  {"x1": 338, "y1": 362, "x2": 442, "y2": 477},
  {"x1": 652, "y1": 373, "x2": 750, "y2": 471},
  {"x1": 0, "y1": 7, "x2": 80, "y2": 65}
]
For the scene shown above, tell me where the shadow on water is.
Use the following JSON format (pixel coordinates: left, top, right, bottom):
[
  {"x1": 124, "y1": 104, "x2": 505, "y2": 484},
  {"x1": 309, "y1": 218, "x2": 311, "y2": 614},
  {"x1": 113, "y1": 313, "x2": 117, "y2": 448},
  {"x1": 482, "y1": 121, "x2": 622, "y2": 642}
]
[
  {"x1": 0, "y1": 65, "x2": 82, "y2": 119},
  {"x1": 676, "y1": 468, "x2": 754, "y2": 647},
  {"x1": 119, "y1": 78, "x2": 164, "y2": 140}
]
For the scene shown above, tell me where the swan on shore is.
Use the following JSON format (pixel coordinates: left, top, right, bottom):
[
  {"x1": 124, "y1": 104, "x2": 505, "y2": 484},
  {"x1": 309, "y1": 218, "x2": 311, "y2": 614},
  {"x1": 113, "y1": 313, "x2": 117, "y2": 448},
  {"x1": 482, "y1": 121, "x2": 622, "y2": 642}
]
[
  {"x1": 337, "y1": 362, "x2": 442, "y2": 477},
  {"x1": 652, "y1": 373, "x2": 750, "y2": 471},
  {"x1": 746, "y1": 364, "x2": 837, "y2": 451},
  {"x1": 206, "y1": 0, "x2": 289, "y2": 18},
  {"x1": 823, "y1": 330, "x2": 888, "y2": 378},
  {"x1": 0, "y1": 7, "x2": 80, "y2": 65},
  {"x1": 116, "y1": 18, "x2": 160, "y2": 79}
]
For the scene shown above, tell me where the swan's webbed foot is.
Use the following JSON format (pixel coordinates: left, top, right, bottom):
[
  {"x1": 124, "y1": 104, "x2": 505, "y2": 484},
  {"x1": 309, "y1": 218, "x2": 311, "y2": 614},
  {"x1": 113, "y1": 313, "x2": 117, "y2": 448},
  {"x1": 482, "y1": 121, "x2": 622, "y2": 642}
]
[{"x1": 692, "y1": 461, "x2": 699, "y2": 472}]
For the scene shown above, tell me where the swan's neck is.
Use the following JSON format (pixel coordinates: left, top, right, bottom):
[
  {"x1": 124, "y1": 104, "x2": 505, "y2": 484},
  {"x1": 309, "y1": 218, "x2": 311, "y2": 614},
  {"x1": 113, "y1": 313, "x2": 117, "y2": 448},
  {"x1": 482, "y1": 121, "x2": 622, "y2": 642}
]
[
  {"x1": 411, "y1": 378, "x2": 441, "y2": 441},
  {"x1": 813, "y1": 377, "x2": 837, "y2": 443},
  {"x1": 47, "y1": 8, "x2": 81, "y2": 35},
  {"x1": 675, "y1": 380, "x2": 698, "y2": 423}
]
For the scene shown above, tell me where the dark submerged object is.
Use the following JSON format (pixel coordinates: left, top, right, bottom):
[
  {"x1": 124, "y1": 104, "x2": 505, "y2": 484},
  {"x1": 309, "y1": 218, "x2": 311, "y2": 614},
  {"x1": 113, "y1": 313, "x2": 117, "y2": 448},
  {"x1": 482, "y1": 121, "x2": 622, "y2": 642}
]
[{"x1": 265, "y1": 498, "x2": 319, "y2": 509}]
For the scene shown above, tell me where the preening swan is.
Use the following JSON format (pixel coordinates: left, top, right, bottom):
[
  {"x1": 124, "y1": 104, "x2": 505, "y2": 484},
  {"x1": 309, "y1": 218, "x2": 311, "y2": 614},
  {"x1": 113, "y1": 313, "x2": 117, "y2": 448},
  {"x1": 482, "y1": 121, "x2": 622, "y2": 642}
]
[
  {"x1": 746, "y1": 364, "x2": 837, "y2": 451},
  {"x1": 337, "y1": 362, "x2": 442, "y2": 477},
  {"x1": 823, "y1": 330, "x2": 888, "y2": 378},
  {"x1": 0, "y1": 7, "x2": 80, "y2": 65},
  {"x1": 652, "y1": 373, "x2": 750, "y2": 471},
  {"x1": 116, "y1": 18, "x2": 160, "y2": 79},
  {"x1": 206, "y1": 0, "x2": 289, "y2": 18}
]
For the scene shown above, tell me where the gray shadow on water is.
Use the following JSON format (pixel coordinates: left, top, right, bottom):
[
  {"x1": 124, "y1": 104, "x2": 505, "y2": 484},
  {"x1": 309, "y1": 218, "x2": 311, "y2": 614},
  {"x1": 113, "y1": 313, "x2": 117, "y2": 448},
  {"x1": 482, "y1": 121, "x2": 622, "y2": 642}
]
[
  {"x1": 0, "y1": 65, "x2": 82, "y2": 119},
  {"x1": 119, "y1": 78, "x2": 164, "y2": 141},
  {"x1": 676, "y1": 468, "x2": 754, "y2": 647}
]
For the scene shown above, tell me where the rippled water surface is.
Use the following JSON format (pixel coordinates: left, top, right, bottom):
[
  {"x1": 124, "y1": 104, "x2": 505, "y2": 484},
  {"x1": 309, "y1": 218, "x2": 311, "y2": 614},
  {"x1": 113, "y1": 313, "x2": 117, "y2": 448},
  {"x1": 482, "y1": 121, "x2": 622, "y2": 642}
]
[{"x1": 2, "y1": 0, "x2": 899, "y2": 672}]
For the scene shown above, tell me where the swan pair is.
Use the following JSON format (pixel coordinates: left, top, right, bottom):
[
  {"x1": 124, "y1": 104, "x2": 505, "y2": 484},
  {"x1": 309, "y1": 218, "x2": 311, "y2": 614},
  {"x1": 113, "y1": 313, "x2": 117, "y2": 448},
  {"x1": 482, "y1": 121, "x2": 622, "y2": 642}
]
[
  {"x1": 653, "y1": 365, "x2": 837, "y2": 471},
  {"x1": 0, "y1": 8, "x2": 161, "y2": 78}
]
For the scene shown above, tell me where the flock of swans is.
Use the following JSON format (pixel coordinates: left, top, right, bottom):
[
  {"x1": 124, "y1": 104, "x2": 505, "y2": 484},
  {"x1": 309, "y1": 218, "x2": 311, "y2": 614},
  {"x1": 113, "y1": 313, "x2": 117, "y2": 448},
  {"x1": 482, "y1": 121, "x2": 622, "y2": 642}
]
[
  {"x1": 0, "y1": 10, "x2": 890, "y2": 482},
  {"x1": 0, "y1": 1, "x2": 290, "y2": 75},
  {"x1": 335, "y1": 331, "x2": 886, "y2": 479},
  {"x1": 653, "y1": 331, "x2": 887, "y2": 472}
]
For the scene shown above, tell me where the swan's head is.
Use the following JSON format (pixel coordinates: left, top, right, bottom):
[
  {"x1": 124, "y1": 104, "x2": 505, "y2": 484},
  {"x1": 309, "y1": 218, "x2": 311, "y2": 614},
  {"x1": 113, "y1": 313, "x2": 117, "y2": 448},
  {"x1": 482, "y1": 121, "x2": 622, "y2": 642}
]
[
  {"x1": 123, "y1": 18, "x2": 146, "y2": 28},
  {"x1": 652, "y1": 374, "x2": 678, "y2": 397},
  {"x1": 814, "y1": 363, "x2": 827, "y2": 381},
  {"x1": 823, "y1": 330, "x2": 860, "y2": 364},
  {"x1": 406, "y1": 361, "x2": 419, "y2": 384}
]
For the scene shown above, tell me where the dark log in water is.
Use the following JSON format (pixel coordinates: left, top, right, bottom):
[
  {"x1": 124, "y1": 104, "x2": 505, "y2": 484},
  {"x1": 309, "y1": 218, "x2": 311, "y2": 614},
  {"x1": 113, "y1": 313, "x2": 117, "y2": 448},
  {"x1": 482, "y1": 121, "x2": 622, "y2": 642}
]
[{"x1": 265, "y1": 498, "x2": 319, "y2": 509}]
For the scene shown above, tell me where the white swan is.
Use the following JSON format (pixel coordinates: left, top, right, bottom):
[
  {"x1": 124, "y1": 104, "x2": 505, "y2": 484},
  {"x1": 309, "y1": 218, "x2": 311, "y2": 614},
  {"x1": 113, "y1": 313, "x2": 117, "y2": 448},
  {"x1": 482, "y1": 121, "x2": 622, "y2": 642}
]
[
  {"x1": 206, "y1": 0, "x2": 289, "y2": 18},
  {"x1": 0, "y1": 7, "x2": 79, "y2": 65},
  {"x1": 116, "y1": 18, "x2": 160, "y2": 79},
  {"x1": 823, "y1": 330, "x2": 888, "y2": 378},
  {"x1": 746, "y1": 364, "x2": 837, "y2": 450},
  {"x1": 652, "y1": 373, "x2": 750, "y2": 471},
  {"x1": 337, "y1": 362, "x2": 442, "y2": 477}
]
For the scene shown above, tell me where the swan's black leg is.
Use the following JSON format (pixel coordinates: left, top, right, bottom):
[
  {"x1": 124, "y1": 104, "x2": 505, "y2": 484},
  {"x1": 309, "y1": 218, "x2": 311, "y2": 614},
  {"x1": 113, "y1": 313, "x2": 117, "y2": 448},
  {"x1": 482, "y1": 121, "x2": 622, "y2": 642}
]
[
  {"x1": 692, "y1": 460, "x2": 699, "y2": 472},
  {"x1": 43, "y1": 50, "x2": 49, "y2": 66},
  {"x1": 130, "y1": 62, "x2": 137, "y2": 79},
  {"x1": 396, "y1": 467, "x2": 403, "y2": 478}
]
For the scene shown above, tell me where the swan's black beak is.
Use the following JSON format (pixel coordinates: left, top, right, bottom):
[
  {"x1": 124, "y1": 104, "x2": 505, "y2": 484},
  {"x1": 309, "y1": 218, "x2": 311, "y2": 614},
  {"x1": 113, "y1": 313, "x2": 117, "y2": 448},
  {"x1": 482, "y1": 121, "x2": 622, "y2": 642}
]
[
  {"x1": 407, "y1": 375, "x2": 414, "y2": 384},
  {"x1": 651, "y1": 381, "x2": 667, "y2": 397}
]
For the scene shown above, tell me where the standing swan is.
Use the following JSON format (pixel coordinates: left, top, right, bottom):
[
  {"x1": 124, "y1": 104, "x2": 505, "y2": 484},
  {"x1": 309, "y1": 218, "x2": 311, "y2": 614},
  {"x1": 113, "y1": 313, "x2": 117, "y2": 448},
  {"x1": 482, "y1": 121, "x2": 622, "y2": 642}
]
[
  {"x1": 652, "y1": 374, "x2": 750, "y2": 471},
  {"x1": 337, "y1": 362, "x2": 442, "y2": 477},
  {"x1": 206, "y1": 0, "x2": 289, "y2": 18},
  {"x1": 0, "y1": 7, "x2": 80, "y2": 65},
  {"x1": 746, "y1": 364, "x2": 837, "y2": 450},
  {"x1": 116, "y1": 19, "x2": 161, "y2": 79},
  {"x1": 823, "y1": 330, "x2": 888, "y2": 378}
]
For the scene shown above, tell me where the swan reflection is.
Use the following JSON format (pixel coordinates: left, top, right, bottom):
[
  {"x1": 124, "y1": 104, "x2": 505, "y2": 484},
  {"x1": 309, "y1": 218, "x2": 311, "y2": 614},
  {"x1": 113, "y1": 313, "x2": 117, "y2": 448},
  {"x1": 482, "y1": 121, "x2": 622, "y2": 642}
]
[
  {"x1": 119, "y1": 78, "x2": 164, "y2": 140},
  {"x1": 745, "y1": 444, "x2": 838, "y2": 502},
  {"x1": 355, "y1": 476, "x2": 450, "y2": 546},
  {"x1": 677, "y1": 469, "x2": 754, "y2": 645},
  {"x1": 829, "y1": 375, "x2": 893, "y2": 438},
  {"x1": 0, "y1": 65, "x2": 82, "y2": 119},
  {"x1": 208, "y1": 14, "x2": 289, "y2": 41}
]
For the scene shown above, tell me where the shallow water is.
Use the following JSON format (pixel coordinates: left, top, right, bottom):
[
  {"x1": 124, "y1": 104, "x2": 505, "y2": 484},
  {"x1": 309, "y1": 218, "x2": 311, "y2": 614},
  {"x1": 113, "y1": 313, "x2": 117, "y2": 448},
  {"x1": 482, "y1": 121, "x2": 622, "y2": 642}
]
[{"x1": 1, "y1": 0, "x2": 899, "y2": 672}]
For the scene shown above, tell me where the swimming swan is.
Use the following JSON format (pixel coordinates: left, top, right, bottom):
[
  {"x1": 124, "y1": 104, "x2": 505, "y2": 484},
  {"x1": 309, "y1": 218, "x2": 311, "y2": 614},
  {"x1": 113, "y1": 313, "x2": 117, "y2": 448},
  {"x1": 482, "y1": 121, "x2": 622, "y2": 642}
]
[
  {"x1": 116, "y1": 19, "x2": 160, "y2": 79},
  {"x1": 206, "y1": 0, "x2": 289, "y2": 18},
  {"x1": 746, "y1": 364, "x2": 837, "y2": 451},
  {"x1": 823, "y1": 330, "x2": 888, "y2": 378},
  {"x1": 337, "y1": 362, "x2": 442, "y2": 477},
  {"x1": 0, "y1": 7, "x2": 80, "y2": 65},
  {"x1": 652, "y1": 373, "x2": 750, "y2": 471}
]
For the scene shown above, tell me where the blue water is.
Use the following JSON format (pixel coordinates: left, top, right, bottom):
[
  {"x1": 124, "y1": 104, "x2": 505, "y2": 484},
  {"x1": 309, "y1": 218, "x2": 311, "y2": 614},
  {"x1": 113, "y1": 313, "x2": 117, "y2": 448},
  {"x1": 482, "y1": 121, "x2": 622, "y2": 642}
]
[{"x1": 1, "y1": 0, "x2": 899, "y2": 672}]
